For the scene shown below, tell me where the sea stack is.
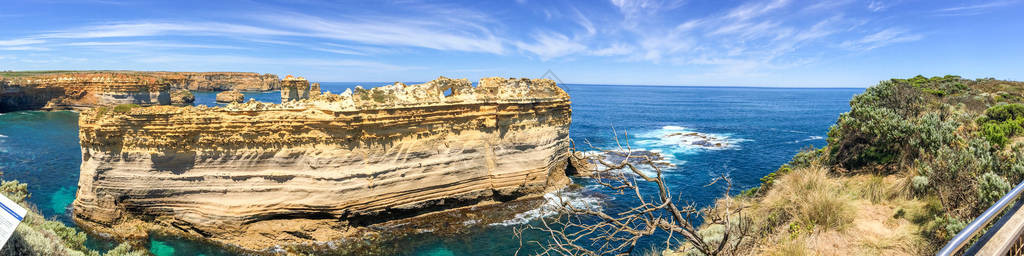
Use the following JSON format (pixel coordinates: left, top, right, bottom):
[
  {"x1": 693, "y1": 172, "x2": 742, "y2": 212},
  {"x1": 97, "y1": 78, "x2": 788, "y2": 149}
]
[
  {"x1": 215, "y1": 90, "x2": 244, "y2": 103},
  {"x1": 73, "y1": 76, "x2": 573, "y2": 251},
  {"x1": 280, "y1": 75, "x2": 314, "y2": 102}
]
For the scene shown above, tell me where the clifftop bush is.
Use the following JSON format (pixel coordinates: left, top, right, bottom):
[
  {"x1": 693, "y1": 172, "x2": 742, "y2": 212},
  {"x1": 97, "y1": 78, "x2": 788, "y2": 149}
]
[{"x1": 694, "y1": 76, "x2": 1024, "y2": 254}]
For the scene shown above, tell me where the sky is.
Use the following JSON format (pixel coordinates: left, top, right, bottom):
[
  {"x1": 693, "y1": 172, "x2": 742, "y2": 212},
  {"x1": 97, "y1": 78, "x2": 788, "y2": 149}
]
[{"x1": 0, "y1": 0, "x2": 1022, "y2": 87}]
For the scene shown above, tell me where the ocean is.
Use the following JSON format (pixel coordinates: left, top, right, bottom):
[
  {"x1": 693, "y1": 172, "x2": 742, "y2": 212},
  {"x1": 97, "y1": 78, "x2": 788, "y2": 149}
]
[{"x1": 0, "y1": 83, "x2": 862, "y2": 255}]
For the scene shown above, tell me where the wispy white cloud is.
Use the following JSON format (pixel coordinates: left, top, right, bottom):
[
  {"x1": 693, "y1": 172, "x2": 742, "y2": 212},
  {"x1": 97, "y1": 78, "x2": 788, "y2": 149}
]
[
  {"x1": 611, "y1": 0, "x2": 685, "y2": 26},
  {"x1": 514, "y1": 32, "x2": 587, "y2": 60},
  {"x1": 571, "y1": 7, "x2": 597, "y2": 36},
  {"x1": 933, "y1": 0, "x2": 1019, "y2": 16},
  {"x1": 0, "y1": 46, "x2": 50, "y2": 51},
  {"x1": 136, "y1": 54, "x2": 418, "y2": 71},
  {"x1": 591, "y1": 43, "x2": 634, "y2": 56},
  {"x1": 840, "y1": 28, "x2": 923, "y2": 51},
  {"x1": 255, "y1": 12, "x2": 505, "y2": 54},
  {"x1": 725, "y1": 0, "x2": 791, "y2": 21},
  {"x1": 40, "y1": 22, "x2": 293, "y2": 39},
  {"x1": 64, "y1": 41, "x2": 245, "y2": 49},
  {"x1": 867, "y1": 0, "x2": 889, "y2": 12},
  {"x1": 0, "y1": 38, "x2": 45, "y2": 46}
]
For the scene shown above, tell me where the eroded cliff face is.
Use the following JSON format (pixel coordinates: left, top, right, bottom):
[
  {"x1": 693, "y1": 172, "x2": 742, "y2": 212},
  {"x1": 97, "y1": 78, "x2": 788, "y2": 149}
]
[
  {"x1": 0, "y1": 73, "x2": 170, "y2": 112},
  {"x1": 73, "y1": 77, "x2": 572, "y2": 251},
  {"x1": 0, "y1": 71, "x2": 280, "y2": 112},
  {"x1": 152, "y1": 72, "x2": 280, "y2": 91}
]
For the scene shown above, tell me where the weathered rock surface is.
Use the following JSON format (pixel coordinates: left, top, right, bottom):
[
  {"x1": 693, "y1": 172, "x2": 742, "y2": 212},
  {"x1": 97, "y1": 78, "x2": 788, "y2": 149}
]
[
  {"x1": 151, "y1": 72, "x2": 280, "y2": 91},
  {"x1": 73, "y1": 76, "x2": 573, "y2": 251},
  {"x1": 170, "y1": 90, "x2": 195, "y2": 105},
  {"x1": 0, "y1": 71, "x2": 280, "y2": 112},
  {"x1": 0, "y1": 73, "x2": 170, "y2": 112},
  {"x1": 215, "y1": 90, "x2": 244, "y2": 103},
  {"x1": 280, "y1": 75, "x2": 311, "y2": 102}
]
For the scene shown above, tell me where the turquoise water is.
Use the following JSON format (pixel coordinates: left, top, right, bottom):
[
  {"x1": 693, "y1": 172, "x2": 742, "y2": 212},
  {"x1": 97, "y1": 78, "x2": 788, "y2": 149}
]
[{"x1": 0, "y1": 83, "x2": 863, "y2": 255}]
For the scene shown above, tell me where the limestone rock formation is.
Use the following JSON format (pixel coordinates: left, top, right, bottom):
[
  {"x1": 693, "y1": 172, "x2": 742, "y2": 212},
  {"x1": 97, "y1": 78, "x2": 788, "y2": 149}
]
[
  {"x1": 280, "y1": 75, "x2": 315, "y2": 102},
  {"x1": 170, "y1": 90, "x2": 195, "y2": 105},
  {"x1": 73, "y1": 76, "x2": 573, "y2": 251},
  {"x1": 215, "y1": 90, "x2": 244, "y2": 103},
  {"x1": 0, "y1": 71, "x2": 281, "y2": 112},
  {"x1": 0, "y1": 73, "x2": 170, "y2": 112},
  {"x1": 151, "y1": 72, "x2": 280, "y2": 91}
]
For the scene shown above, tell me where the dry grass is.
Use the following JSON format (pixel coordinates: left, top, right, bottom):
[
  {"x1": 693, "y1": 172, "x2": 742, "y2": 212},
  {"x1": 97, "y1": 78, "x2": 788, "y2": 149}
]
[
  {"x1": 761, "y1": 167, "x2": 853, "y2": 232},
  {"x1": 677, "y1": 166, "x2": 932, "y2": 255}
]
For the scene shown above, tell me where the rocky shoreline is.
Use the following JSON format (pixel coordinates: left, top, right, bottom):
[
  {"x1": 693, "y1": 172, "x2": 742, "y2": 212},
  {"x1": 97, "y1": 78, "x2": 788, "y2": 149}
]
[{"x1": 72, "y1": 76, "x2": 575, "y2": 252}]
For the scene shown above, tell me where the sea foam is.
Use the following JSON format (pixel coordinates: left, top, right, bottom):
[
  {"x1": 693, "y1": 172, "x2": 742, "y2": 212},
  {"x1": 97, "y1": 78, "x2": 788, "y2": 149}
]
[
  {"x1": 633, "y1": 125, "x2": 746, "y2": 155},
  {"x1": 490, "y1": 188, "x2": 604, "y2": 226}
]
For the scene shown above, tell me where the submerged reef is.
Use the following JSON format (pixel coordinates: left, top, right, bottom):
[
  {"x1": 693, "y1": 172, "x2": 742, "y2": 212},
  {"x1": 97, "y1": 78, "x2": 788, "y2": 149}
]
[{"x1": 72, "y1": 76, "x2": 573, "y2": 252}]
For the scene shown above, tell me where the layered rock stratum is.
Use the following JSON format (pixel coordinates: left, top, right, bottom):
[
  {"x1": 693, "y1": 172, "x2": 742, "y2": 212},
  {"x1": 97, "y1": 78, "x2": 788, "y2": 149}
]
[
  {"x1": 0, "y1": 71, "x2": 281, "y2": 112},
  {"x1": 0, "y1": 73, "x2": 171, "y2": 112},
  {"x1": 150, "y1": 72, "x2": 280, "y2": 91},
  {"x1": 73, "y1": 77, "x2": 573, "y2": 251}
]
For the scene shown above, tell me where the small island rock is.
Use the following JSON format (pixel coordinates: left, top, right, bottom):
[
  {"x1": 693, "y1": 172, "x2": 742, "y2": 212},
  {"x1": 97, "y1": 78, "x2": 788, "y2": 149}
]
[
  {"x1": 216, "y1": 90, "x2": 244, "y2": 103},
  {"x1": 170, "y1": 90, "x2": 195, "y2": 105}
]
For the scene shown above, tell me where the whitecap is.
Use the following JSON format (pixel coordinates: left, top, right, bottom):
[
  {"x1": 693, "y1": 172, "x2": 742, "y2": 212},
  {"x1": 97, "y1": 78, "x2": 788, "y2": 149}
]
[
  {"x1": 583, "y1": 148, "x2": 678, "y2": 177},
  {"x1": 633, "y1": 126, "x2": 746, "y2": 155},
  {"x1": 791, "y1": 135, "x2": 824, "y2": 144},
  {"x1": 490, "y1": 189, "x2": 604, "y2": 226}
]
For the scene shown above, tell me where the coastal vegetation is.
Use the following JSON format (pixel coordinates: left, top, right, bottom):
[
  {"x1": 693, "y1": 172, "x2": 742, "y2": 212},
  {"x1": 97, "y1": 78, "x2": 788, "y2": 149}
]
[
  {"x1": 680, "y1": 76, "x2": 1024, "y2": 254},
  {"x1": 0, "y1": 171, "x2": 147, "y2": 256}
]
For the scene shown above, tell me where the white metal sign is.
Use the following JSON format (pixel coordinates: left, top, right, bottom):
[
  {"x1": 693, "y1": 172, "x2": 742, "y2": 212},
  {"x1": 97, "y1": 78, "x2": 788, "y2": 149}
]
[{"x1": 0, "y1": 194, "x2": 26, "y2": 250}]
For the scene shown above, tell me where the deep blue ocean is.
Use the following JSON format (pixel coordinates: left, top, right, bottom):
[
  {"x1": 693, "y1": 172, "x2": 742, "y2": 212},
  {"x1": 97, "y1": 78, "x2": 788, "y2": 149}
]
[{"x1": 0, "y1": 83, "x2": 862, "y2": 255}]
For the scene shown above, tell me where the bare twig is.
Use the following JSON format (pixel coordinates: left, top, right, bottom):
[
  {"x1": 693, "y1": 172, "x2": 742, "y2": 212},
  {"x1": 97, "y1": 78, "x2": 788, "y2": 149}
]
[{"x1": 518, "y1": 131, "x2": 752, "y2": 255}]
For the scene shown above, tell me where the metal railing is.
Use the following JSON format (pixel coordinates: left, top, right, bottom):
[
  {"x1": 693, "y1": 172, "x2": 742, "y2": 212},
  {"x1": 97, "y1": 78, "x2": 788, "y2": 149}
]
[{"x1": 938, "y1": 180, "x2": 1024, "y2": 256}]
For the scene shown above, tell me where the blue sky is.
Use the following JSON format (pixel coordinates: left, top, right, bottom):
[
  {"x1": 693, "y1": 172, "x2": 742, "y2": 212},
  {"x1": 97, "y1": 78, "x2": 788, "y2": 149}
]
[{"x1": 1, "y1": 0, "x2": 1022, "y2": 87}]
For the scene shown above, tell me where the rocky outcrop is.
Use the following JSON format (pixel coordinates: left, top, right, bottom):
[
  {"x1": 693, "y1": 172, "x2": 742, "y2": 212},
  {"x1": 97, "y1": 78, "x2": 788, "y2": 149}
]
[
  {"x1": 280, "y1": 75, "x2": 312, "y2": 102},
  {"x1": 0, "y1": 73, "x2": 170, "y2": 112},
  {"x1": 151, "y1": 72, "x2": 280, "y2": 91},
  {"x1": 215, "y1": 90, "x2": 244, "y2": 103},
  {"x1": 73, "y1": 77, "x2": 573, "y2": 251},
  {"x1": 170, "y1": 90, "x2": 195, "y2": 105}
]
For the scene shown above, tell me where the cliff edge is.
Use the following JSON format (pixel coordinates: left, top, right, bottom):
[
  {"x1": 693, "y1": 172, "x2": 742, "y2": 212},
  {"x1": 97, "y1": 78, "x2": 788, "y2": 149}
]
[{"x1": 72, "y1": 76, "x2": 573, "y2": 251}]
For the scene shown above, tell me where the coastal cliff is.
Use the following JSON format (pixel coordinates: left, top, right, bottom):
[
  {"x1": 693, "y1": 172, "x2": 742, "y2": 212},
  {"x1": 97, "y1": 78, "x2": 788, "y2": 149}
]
[
  {"x1": 0, "y1": 71, "x2": 280, "y2": 112},
  {"x1": 152, "y1": 72, "x2": 280, "y2": 91},
  {"x1": 72, "y1": 77, "x2": 573, "y2": 251},
  {"x1": 0, "y1": 73, "x2": 170, "y2": 112}
]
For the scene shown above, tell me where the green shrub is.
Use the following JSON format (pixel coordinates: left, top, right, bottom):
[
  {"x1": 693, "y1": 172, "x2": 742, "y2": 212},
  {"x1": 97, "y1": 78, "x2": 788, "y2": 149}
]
[
  {"x1": 104, "y1": 243, "x2": 148, "y2": 256},
  {"x1": 112, "y1": 104, "x2": 140, "y2": 113},
  {"x1": 0, "y1": 180, "x2": 29, "y2": 203},
  {"x1": 95, "y1": 107, "x2": 110, "y2": 116},
  {"x1": 0, "y1": 177, "x2": 144, "y2": 256},
  {"x1": 39, "y1": 221, "x2": 88, "y2": 251},
  {"x1": 978, "y1": 172, "x2": 1011, "y2": 207},
  {"x1": 911, "y1": 175, "x2": 929, "y2": 195},
  {"x1": 978, "y1": 104, "x2": 1024, "y2": 147},
  {"x1": 789, "y1": 147, "x2": 823, "y2": 168},
  {"x1": 757, "y1": 164, "x2": 793, "y2": 191}
]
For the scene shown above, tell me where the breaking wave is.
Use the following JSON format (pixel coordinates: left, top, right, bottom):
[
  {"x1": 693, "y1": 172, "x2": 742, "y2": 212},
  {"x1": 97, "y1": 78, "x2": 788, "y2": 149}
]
[
  {"x1": 791, "y1": 135, "x2": 824, "y2": 143},
  {"x1": 490, "y1": 188, "x2": 604, "y2": 226},
  {"x1": 583, "y1": 149, "x2": 678, "y2": 177},
  {"x1": 633, "y1": 126, "x2": 747, "y2": 155}
]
